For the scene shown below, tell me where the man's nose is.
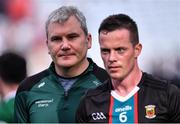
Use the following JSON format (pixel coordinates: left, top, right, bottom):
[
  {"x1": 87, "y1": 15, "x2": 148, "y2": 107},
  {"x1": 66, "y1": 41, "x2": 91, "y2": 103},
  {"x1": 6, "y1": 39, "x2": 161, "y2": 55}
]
[
  {"x1": 61, "y1": 39, "x2": 70, "y2": 50},
  {"x1": 109, "y1": 51, "x2": 116, "y2": 62}
]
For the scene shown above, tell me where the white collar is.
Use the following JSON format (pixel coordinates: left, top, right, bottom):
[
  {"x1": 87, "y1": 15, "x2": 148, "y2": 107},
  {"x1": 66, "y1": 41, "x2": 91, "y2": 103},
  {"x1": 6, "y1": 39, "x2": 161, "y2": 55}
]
[{"x1": 111, "y1": 86, "x2": 139, "y2": 102}]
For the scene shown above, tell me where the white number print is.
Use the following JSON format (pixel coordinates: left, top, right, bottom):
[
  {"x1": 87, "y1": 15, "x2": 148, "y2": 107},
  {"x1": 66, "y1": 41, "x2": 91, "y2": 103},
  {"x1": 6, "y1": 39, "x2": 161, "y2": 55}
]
[{"x1": 119, "y1": 111, "x2": 127, "y2": 122}]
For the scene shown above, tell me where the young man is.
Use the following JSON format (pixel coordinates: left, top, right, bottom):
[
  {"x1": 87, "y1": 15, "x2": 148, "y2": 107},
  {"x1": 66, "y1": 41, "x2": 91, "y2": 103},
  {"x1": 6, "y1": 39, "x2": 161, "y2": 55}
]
[
  {"x1": 0, "y1": 52, "x2": 27, "y2": 123},
  {"x1": 76, "y1": 14, "x2": 180, "y2": 123},
  {"x1": 14, "y1": 6, "x2": 109, "y2": 123}
]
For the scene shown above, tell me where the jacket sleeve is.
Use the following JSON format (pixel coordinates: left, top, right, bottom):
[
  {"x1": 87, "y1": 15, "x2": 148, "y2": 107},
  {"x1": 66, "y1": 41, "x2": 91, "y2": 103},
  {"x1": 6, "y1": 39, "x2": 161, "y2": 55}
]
[
  {"x1": 168, "y1": 83, "x2": 180, "y2": 122},
  {"x1": 75, "y1": 95, "x2": 88, "y2": 123},
  {"x1": 14, "y1": 92, "x2": 29, "y2": 123}
]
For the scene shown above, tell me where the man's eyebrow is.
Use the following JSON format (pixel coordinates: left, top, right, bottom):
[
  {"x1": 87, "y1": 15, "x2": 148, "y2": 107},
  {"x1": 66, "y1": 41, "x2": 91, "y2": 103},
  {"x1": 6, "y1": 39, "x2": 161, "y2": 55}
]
[
  {"x1": 67, "y1": 33, "x2": 79, "y2": 36},
  {"x1": 50, "y1": 35, "x2": 61, "y2": 40}
]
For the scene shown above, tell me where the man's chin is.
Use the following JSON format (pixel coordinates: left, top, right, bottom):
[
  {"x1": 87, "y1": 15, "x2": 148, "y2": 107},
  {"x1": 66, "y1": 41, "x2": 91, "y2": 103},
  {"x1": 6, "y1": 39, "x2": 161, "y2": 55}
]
[
  {"x1": 56, "y1": 61, "x2": 75, "y2": 68},
  {"x1": 59, "y1": 63, "x2": 74, "y2": 68},
  {"x1": 110, "y1": 74, "x2": 122, "y2": 80}
]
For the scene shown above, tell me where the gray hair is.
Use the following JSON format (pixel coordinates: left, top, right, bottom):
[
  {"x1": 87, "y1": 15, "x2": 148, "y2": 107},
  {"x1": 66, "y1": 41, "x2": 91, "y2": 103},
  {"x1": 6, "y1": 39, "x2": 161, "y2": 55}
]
[{"x1": 45, "y1": 6, "x2": 88, "y2": 38}]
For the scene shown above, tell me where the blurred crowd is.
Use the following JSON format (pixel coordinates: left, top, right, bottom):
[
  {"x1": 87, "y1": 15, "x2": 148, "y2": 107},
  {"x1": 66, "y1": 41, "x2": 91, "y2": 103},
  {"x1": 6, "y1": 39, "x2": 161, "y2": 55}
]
[
  {"x1": 0, "y1": 0, "x2": 37, "y2": 54},
  {"x1": 0, "y1": 0, "x2": 51, "y2": 76}
]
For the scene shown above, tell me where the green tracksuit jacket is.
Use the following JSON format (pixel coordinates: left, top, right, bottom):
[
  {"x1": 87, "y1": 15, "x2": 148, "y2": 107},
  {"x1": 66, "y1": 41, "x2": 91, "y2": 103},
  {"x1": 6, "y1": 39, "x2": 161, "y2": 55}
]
[{"x1": 14, "y1": 58, "x2": 109, "y2": 123}]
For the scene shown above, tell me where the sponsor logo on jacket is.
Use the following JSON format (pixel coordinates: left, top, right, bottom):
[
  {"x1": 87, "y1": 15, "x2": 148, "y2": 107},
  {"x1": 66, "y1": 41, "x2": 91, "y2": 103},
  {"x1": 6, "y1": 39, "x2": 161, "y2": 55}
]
[{"x1": 35, "y1": 99, "x2": 54, "y2": 108}]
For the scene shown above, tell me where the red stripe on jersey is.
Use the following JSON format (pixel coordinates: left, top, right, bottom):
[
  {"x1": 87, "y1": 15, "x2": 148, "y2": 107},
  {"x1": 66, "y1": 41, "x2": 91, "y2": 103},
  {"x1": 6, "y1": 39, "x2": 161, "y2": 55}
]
[
  {"x1": 134, "y1": 92, "x2": 138, "y2": 123},
  {"x1": 109, "y1": 95, "x2": 114, "y2": 123}
]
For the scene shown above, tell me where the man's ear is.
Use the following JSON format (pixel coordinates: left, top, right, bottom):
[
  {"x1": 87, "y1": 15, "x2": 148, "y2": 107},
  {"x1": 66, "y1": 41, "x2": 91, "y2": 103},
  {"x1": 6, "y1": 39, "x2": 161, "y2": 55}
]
[
  {"x1": 87, "y1": 33, "x2": 92, "y2": 49},
  {"x1": 135, "y1": 43, "x2": 142, "y2": 58},
  {"x1": 46, "y1": 40, "x2": 50, "y2": 54}
]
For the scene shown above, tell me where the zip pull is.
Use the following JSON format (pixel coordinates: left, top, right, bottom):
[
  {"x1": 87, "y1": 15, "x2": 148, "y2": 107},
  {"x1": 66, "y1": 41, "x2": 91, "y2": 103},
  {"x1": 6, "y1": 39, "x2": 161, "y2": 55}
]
[{"x1": 64, "y1": 91, "x2": 68, "y2": 99}]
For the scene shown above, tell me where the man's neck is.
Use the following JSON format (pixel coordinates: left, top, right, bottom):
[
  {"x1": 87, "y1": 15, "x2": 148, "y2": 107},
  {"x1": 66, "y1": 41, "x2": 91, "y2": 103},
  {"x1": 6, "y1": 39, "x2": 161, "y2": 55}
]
[
  {"x1": 112, "y1": 67, "x2": 142, "y2": 97},
  {"x1": 55, "y1": 58, "x2": 89, "y2": 78}
]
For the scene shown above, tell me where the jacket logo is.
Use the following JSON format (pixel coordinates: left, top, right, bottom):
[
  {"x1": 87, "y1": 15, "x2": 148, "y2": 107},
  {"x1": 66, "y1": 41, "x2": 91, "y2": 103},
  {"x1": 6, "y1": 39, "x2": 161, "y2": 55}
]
[
  {"x1": 145, "y1": 105, "x2": 156, "y2": 119},
  {"x1": 92, "y1": 112, "x2": 106, "y2": 120},
  {"x1": 38, "y1": 82, "x2": 45, "y2": 88}
]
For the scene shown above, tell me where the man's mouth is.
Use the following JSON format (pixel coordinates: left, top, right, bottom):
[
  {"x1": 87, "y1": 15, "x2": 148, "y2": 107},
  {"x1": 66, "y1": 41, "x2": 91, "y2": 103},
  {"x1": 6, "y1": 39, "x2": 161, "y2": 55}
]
[{"x1": 58, "y1": 53, "x2": 75, "y2": 57}]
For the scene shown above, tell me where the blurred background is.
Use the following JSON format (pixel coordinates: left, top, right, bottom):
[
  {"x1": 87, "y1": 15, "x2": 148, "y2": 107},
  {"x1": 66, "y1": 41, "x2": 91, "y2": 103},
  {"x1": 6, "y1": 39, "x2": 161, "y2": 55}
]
[{"x1": 0, "y1": 0, "x2": 179, "y2": 87}]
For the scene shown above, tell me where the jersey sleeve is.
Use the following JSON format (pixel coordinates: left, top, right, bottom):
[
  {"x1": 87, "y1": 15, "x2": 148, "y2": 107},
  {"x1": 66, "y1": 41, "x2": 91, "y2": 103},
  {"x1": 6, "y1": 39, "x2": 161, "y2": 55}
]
[
  {"x1": 14, "y1": 92, "x2": 29, "y2": 123},
  {"x1": 168, "y1": 83, "x2": 180, "y2": 122}
]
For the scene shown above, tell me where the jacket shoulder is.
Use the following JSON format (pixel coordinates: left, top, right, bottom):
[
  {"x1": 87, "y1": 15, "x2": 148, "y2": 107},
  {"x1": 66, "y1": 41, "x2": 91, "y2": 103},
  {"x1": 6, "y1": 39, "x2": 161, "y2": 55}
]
[
  {"x1": 16, "y1": 69, "x2": 49, "y2": 94},
  {"x1": 92, "y1": 63, "x2": 110, "y2": 83}
]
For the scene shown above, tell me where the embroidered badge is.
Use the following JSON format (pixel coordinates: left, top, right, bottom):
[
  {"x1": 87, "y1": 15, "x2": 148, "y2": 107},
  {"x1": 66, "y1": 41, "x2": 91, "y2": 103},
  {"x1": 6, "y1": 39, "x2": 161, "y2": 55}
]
[{"x1": 145, "y1": 105, "x2": 156, "y2": 119}]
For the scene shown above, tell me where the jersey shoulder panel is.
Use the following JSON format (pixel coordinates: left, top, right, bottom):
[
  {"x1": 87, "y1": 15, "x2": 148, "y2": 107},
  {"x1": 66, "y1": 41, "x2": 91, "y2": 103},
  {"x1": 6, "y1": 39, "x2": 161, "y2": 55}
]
[
  {"x1": 86, "y1": 80, "x2": 111, "y2": 97},
  {"x1": 141, "y1": 72, "x2": 169, "y2": 90},
  {"x1": 16, "y1": 69, "x2": 49, "y2": 94}
]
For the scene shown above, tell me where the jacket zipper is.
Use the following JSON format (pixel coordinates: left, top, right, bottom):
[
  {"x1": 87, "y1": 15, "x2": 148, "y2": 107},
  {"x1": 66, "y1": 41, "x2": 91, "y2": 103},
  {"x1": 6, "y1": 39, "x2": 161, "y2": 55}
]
[{"x1": 64, "y1": 91, "x2": 68, "y2": 99}]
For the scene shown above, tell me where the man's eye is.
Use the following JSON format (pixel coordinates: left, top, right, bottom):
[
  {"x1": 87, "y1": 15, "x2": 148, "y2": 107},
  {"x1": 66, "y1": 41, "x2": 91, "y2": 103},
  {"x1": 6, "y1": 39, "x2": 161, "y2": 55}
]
[
  {"x1": 51, "y1": 36, "x2": 62, "y2": 42},
  {"x1": 67, "y1": 34, "x2": 79, "y2": 40},
  {"x1": 101, "y1": 49, "x2": 110, "y2": 54},
  {"x1": 116, "y1": 48, "x2": 126, "y2": 54}
]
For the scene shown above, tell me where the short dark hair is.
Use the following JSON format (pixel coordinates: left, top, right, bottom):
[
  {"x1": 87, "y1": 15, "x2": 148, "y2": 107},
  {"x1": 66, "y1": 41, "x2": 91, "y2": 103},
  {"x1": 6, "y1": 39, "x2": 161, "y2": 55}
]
[
  {"x1": 0, "y1": 52, "x2": 27, "y2": 84},
  {"x1": 98, "y1": 14, "x2": 139, "y2": 46}
]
